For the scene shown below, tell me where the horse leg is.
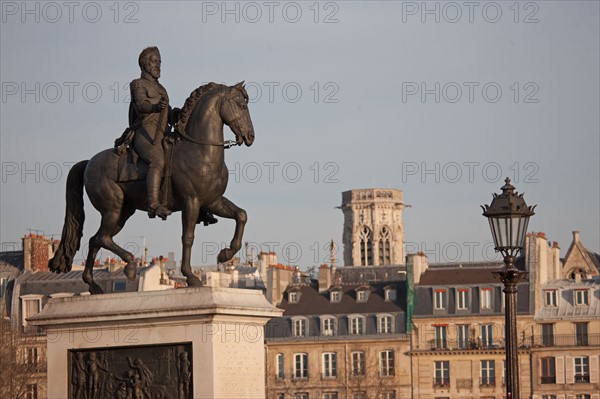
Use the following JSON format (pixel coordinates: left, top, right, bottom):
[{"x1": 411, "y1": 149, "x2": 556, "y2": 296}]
[
  {"x1": 111, "y1": 206, "x2": 137, "y2": 279},
  {"x1": 181, "y1": 198, "x2": 202, "y2": 287},
  {"x1": 206, "y1": 196, "x2": 247, "y2": 263},
  {"x1": 83, "y1": 235, "x2": 103, "y2": 295}
]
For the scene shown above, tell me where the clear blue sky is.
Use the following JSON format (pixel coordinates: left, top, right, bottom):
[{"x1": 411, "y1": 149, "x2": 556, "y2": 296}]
[{"x1": 1, "y1": 1, "x2": 598, "y2": 268}]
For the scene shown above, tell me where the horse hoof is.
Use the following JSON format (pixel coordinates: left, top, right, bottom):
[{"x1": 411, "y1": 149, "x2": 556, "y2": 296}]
[
  {"x1": 124, "y1": 263, "x2": 137, "y2": 281},
  {"x1": 88, "y1": 282, "x2": 104, "y2": 295},
  {"x1": 217, "y1": 248, "x2": 234, "y2": 263},
  {"x1": 186, "y1": 275, "x2": 202, "y2": 287}
]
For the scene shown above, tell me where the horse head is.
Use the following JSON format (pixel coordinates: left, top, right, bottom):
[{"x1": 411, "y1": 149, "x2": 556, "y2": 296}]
[{"x1": 221, "y1": 81, "x2": 255, "y2": 147}]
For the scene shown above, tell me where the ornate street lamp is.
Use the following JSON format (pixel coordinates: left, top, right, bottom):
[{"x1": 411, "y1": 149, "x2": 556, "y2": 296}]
[{"x1": 482, "y1": 178, "x2": 535, "y2": 399}]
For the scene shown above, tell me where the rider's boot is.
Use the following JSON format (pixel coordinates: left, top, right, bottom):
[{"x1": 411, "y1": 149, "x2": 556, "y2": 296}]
[
  {"x1": 198, "y1": 209, "x2": 218, "y2": 226},
  {"x1": 147, "y1": 169, "x2": 171, "y2": 220}
]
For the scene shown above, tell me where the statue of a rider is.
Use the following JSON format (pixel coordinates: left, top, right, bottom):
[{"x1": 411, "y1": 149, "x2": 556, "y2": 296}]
[
  {"x1": 129, "y1": 46, "x2": 216, "y2": 224},
  {"x1": 129, "y1": 46, "x2": 174, "y2": 219}
]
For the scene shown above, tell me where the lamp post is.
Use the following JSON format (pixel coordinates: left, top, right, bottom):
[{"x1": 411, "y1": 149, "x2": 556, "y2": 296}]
[{"x1": 481, "y1": 178, "x2": 535, "y2": 399}]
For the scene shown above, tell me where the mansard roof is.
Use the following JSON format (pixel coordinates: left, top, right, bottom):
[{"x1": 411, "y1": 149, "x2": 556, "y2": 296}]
[
  {"x1": 418, "y1": 261, "x2": 509, "y2": 286},
  {"x1": 536, "y1": 277, "x2": 600, "y2": 320},
  {"x1": 279, "y1": 282, "x2": 406, "y2": 317}
]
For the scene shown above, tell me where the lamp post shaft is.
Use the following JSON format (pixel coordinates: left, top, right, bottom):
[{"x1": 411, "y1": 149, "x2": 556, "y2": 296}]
[{"x1": 493, "y1": 256, "x2": 528, "y2": 399}]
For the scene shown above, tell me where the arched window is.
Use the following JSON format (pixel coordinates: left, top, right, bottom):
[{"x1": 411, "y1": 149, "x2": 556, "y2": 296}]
[
  {"x1": 379, "y1": 227, "x2": 391, "y2": 265},
  {"x1": 359, "y1": 226, "x2": 373, "y2": 266}
]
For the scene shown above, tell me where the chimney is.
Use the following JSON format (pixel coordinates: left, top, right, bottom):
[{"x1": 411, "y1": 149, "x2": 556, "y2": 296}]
[
  {"x1": 318, "y1": 264, "x2": 331, "y2": 293},
  {"x1": 573, "y1": 231, "x2": 580, "y2": 243},
  {"x1": 22, "y1": 234, "x2": 52, "y2": 272}
]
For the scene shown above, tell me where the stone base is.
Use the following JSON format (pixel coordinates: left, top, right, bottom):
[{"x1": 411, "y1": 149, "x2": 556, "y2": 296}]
[{"x1": 30, "y1": 287, "x2": 282, "y2": 399}]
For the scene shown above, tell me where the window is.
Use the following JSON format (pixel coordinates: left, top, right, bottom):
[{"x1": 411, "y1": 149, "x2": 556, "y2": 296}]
[
  {"x1": 542, "y1": 396, "x2": 557, "y2": 399},
  {"x1": 481, "y1": 324, "x2": 493, "y2": 348},
  {"x1": 292, "y1": 318, "x2": 307, "y2": 337},
  {"x1": 575, "y1": 322, "x2": 588, "y2": 346},
  {"x1": 322, "y1": 393, "x2": 338, "y2": 399},
  {"x1": 349, "y1": 316, "x2": 365, "y2": 335},
  {"x1": 434, "y1": 361, "x2": 450, "y2": 386},
  {"x1": 295, "y1": 394, "x2": 309, "y2": 399},
  {"x1": 322, "y1": 352, "x2": 337, "y2": 378},
  {"x1": 379, "y1": 350, "x2": 395, "y2": 376},
  {"x1": 385, "y1": 289, "x2": 397, "y2": 302},
  {"x1": 544, "y1": 289, "x2": 557, "y2": 306},
  {"x1": 353, "y1": 393, "x2": 367, "y2": 399},
  {"x1": 21, "y1": 296, "x2": 42, "y2": 327},
  {"x1": 481, "y1": 288, "x2": 492, "y2": 309},
  {"x1": 357, "y1": 290, "x2": 368, "y2": 303},
  {"x1": 113, "y1": 281, "x2": 127, "y2": 292},
  {"x1": 294, "y1": 353, "x2": 308, "y2": 379},
  {"x1": 541, "y1": 323, "x2": 554, "y2": 346},
  {"x1": 457, "y1": 324, "x2": 470, "y2": 349},
  {"x1": 434, "y1": 290, "x2": 447, "y2": 310},
  {"x1": 276, "y1": 394, "x2": 285, "y2": 399},
  {"x1": 330, "y1": 291, "x2": 341, "y2": 303},
  {"x1": 25, "y1": 384, "x2": 37, "y2": 399},
  {"x1": 0, "y1": 276, "x2": 7, "y2": 298},
  {"x1": 359, "y1": 226, "x2": 373, "y2": 266},
  {"x1": 456, "y1": 289, "x2": 469, "y2": 310},
  {"x1": 378, "y1": 315, "x2": 393, "y2": 334},
  {"x1": 576, "y1": 395, "x2": 591, "y2": 399},
  {"x1": 480, "y1": 360, "x2": 495, "y2": 386},
  {"x1": 26, "y1": 347, "x2": 39, "y2": 371},
  {"x1": 289, "y1": 292, "x2": 300, "y2": 303},
  {"x1": 575, "y1": 289, "x2": 589, "y2": 305},
  {"x1": 380, "y1": 393, "x2": 396, "y2": 399},
  {"x1": 574, "y1": 356, "x2": 589, "y2": 383},
  {"x1": 322, "y1": 317, "x2": 335, "y2": 336},
  {"x1": 378, "y1": 227, "x2": 391, "y2": 265},
  {"x1": 276, "y1": 353, "x2": 284, "y2": 380},
  {"x1": 434, "y1": 325, "x2": 448, "y2": 349},
  {"x1": 540, "y1": 357, "x2": 555, "y2": 384},
  {"x1": 351, "y1": 351, "x2": 365, "y2": 377}
]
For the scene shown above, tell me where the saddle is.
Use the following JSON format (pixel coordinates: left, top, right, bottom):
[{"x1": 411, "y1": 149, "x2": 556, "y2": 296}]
[{"x1": 113, "y1": 129, "x2": 217, "y2": 226}]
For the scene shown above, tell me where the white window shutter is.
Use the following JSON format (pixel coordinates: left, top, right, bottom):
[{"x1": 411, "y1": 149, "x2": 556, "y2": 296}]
[
  {"x1": 591, "y1": 355, "x2": 599, "y2": 384},
  {"x1": 531, "y1": 395, "x2": 541, "y2": 399},
  {"x1": 556, "y1": 356, "x2": 565, "y2": 384},
  {"x1": 566, "y1": 395, "x2": 575, "y2": 399},
  {"x1": 557, "y1": 395, "x2": 565, "y2": 399},
  {"x1": 565, "y1": 356, "x2": 574, "y2": 384},
  {"x1": 591, "y1": 394, "x2": 599, "y2": 399}
]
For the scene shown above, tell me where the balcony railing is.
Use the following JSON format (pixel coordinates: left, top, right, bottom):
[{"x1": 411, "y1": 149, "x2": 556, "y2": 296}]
[
  {"x1": 479, "y1": 377, "x2": 496, "y2": 387},
  {"x1": 575, "y1": 374, "x2": 590, "y2": 383},
  {"x1": 540, "y1": 376, "x2": 556, "y2": 384},
  {"x1": 427, "y1": 338, "x2": 504, "y2": 351},
  {"x1": 433, "y1": 377, "x2": 450, "y2": 387},
  {"x1": 525, "y1": 334, "x2": 600, "y2": 348}
]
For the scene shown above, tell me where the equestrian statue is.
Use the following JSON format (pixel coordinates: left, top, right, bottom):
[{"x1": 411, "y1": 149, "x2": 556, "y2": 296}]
[{"x1": 49, "y1": 47, "x2": 255, "y2": 293}]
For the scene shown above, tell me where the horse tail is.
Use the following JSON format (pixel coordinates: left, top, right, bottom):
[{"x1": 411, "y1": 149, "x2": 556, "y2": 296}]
[{"x1": 49, "y1": 160, "x2": 88, "y2": 273}]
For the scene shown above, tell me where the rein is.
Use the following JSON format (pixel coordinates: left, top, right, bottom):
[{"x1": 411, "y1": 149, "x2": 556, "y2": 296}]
[
  {"x1": 175, "y1": 91, "x2": 244, "y2": 149},
  {"x1": 176, "y1": 130, "x2": 239, "y2": 149}
]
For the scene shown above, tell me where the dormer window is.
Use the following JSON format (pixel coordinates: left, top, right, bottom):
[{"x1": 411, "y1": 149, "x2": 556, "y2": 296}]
[
  {"x1": 330, "y1": 291, "x2": 341, "y2": 303},
  {"x1": 544, "y1": 289, "x2": 558, "y2": 307},
  {"x1": 289, "y1": 291, "x2": 301, "y2": 304},
  {"x1": 357, "y1": 290, "x2": 368, "y2": 303},
  {"x1": 575, "y1": 289, "x2": 589, "y2": 306},
  {"x1": 384, "y1": 287, "x2": 397, "y2": 302},
  {"x1": 434, "y1": 289, "x2": 447, "y2": 310}
]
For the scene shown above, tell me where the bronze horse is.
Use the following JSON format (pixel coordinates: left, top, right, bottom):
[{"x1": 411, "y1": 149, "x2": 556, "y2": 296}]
[{"x1": 49, "y1": 82, "x2": 255, "y2": 293}]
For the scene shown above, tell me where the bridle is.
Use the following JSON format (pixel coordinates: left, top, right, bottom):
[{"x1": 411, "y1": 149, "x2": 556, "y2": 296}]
[{"x1": 175, "y1": 88, "x2": 248, "y2": 149}]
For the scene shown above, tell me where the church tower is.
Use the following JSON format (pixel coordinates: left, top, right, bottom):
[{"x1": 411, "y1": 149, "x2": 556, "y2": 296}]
[{"x1": 340, "y1": 189, "x2": 405, "y2": 266}]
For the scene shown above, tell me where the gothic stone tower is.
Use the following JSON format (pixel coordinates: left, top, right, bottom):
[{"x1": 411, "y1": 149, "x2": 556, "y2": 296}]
[{"x1": 340, "y1": 189, "x2": 405, "y2": 266}]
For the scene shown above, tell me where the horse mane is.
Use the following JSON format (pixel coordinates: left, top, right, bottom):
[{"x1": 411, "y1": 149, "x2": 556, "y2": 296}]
[{"x1": 176, "y1": 82, "x2": 223, "y2": 134}]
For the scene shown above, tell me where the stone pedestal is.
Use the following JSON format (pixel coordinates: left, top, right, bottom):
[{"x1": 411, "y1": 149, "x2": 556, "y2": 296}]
[{"x1": 29, "y1": 287, "x2": 283, "y2": 399}]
